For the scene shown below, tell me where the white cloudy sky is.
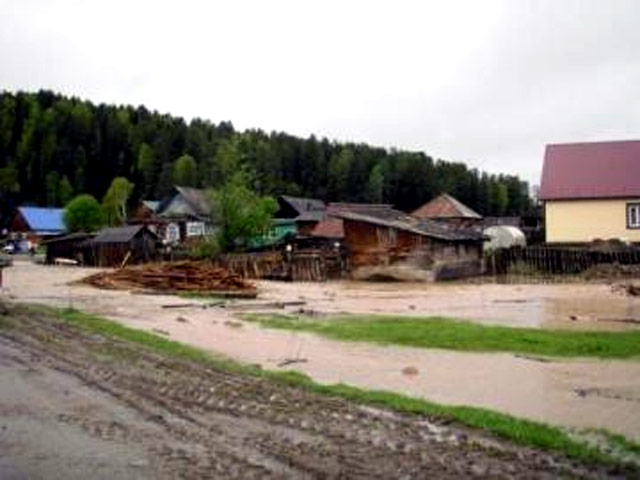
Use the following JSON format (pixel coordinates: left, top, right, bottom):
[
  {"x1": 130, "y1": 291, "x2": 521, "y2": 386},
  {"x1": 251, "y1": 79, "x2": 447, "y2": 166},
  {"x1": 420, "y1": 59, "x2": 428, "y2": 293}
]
[{"x1": 1, "y1": 0, "x2": 639, "y2": 185}]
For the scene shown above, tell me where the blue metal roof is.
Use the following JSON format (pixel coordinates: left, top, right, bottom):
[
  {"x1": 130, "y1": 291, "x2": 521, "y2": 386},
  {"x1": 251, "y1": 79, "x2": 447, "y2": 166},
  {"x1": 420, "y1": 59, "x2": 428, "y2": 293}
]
[{"x1": 18, "y1": 207, "x2": 66, "y2": 233}]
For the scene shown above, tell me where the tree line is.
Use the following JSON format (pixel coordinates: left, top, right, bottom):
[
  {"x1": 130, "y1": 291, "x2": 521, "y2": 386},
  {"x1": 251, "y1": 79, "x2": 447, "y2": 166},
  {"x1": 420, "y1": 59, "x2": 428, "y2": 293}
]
[{"x1": 0, "y1": 90, "x2": 533, "y2": 224}]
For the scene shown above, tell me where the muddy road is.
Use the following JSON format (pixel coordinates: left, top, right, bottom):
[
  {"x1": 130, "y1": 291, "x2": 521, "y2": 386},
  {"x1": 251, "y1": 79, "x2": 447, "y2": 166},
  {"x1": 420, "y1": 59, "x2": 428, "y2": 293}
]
[{"x1": 0, "y1": 305, "x2": 630, "y2": 479}]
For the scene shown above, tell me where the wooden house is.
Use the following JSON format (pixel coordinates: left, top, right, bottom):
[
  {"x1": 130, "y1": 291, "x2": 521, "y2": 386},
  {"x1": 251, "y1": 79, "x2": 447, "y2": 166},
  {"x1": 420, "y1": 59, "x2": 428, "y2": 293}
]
[
  {"x1": 156, "y1": 186, "x2": 213, "y2": 243},
  {"x1": 334, "y1": 208, "x2": 484, "y2": 281},
  {"x1": 540, "y1": 140, "x2": 640, "y2": 243}
]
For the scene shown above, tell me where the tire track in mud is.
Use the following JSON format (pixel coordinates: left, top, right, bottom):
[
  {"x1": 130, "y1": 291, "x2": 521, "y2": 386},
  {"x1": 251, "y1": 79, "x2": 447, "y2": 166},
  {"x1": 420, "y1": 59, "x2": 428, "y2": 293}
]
[{"x1": 0, "y1": 308, "x2": 632, "y2": 479}]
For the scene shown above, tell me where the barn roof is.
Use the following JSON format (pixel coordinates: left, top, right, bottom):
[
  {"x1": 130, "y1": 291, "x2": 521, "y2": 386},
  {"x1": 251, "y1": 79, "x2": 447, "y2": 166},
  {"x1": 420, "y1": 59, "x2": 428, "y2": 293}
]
[
  {"x1": 334, "y1": 210, "x2": 483, "y2": 242},
  {"x1": 17, "y1": 206, "x2": 66, "y2": 234},
  {"x1": 89, "y1": 225, "x2": 156, "y2": 244},
  {"x1": 540, "y1": 140, "x2": 640, "y2": 200},
  {"x1": 412, "y1": 194, "x2": 481, "y2": 220}
]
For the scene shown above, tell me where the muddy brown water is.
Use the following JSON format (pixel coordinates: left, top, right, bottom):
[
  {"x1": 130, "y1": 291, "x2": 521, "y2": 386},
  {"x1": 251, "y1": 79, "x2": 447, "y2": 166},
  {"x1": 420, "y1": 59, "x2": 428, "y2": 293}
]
[{"x1": 4, "y1": 260, "x2": 640, "y2": 440}]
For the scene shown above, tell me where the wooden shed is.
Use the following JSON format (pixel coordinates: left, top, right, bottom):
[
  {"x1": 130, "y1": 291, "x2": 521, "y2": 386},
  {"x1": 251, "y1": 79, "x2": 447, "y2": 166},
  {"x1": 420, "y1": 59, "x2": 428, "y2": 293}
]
[
  {"x1": 82, "y1": 225, "x2": 158, "y2": 267},
  {"x1": 43, "y1": 232, "x2": 95, "y2": 265}
]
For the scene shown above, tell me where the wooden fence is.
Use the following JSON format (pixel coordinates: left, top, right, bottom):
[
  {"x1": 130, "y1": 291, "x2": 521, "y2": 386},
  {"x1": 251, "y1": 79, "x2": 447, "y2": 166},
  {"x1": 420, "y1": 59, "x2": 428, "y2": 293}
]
[
  {"x1": 485, "y1": 245, "x2": 640, "y2": 283},
  {"x1": 217, "y1": 249, "x2": 346, "y2": 282}
]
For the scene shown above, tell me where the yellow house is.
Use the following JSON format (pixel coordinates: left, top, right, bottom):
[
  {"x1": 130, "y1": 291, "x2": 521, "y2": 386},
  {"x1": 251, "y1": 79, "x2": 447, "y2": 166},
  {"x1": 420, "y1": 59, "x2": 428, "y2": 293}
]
[{"x1": 540, "y1": 140, "x2": 640, "y2": 243}]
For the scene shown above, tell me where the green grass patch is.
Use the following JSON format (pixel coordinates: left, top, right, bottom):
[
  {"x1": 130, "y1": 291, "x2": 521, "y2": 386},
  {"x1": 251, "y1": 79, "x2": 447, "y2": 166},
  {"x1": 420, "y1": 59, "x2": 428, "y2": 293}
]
[
  {"x1": 10, "y1": 305, "x2": 637, "y2": 468},
  {"x1": 243, "y1": 313, "x2": 640, "y2": 359}
]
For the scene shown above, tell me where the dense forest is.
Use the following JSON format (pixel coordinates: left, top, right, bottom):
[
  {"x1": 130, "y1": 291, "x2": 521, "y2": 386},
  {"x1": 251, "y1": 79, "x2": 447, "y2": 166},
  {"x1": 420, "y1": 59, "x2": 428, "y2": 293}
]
[{"x1": 0, "y1": 90, "x2": 533, "y2": 223}]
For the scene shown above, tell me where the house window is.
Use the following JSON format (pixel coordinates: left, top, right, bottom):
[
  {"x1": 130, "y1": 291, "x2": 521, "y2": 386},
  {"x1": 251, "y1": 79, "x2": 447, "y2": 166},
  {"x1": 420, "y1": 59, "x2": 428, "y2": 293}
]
[
  {"x1": 628, "y1": 203, "x2": 640, "y2": 229},
  {"x1": 166, "y1": 223, "x2": 180, "y2": 243},
  {"x1": 186, "y1": 221, "x2": 205, "y2": 237}
]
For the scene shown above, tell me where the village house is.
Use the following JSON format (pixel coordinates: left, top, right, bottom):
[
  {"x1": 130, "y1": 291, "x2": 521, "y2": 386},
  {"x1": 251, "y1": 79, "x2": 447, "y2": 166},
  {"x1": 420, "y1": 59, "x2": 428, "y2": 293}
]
[
  {"x1": 411, "y1": 193, "x2": 483, "y2": 230},
  {"x1": 10, "y1": 206, "x2": 66, "y2": 250},
  {"x1": 333, "y1": 207, "x2": 484, "y2": 281},
  {"x1": 540, "y1": 140, "x2": 640, "y2": 243},
  {"x1": 156, "y1": 186, "x2": 213, "y2": 243}
]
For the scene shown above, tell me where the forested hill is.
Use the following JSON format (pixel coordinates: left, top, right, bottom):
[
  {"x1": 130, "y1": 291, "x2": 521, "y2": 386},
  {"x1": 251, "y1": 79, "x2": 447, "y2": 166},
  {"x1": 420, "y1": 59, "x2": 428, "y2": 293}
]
[{"x1": 0, "y1": 90, "x2": 532, "y2": 221}]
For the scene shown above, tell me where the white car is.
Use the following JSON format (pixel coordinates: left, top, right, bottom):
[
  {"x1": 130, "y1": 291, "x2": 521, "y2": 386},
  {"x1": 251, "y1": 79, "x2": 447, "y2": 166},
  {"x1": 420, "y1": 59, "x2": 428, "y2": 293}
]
[{"x1": 2, "y1": 244, "x2": 15, "y2": 254}]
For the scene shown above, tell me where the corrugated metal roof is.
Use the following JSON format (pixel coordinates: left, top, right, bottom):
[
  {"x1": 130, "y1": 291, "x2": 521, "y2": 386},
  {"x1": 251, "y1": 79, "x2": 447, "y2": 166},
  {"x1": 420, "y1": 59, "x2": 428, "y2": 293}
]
[
  {"x1": 17, "y1": 207, "x2": 66, "y2": 233},
  {"x1": 540, "y1": 140, "x2": 640, "y2": 200},
  {"x1": 412, "y1": 194, "x2": 482, "y2": 220}
]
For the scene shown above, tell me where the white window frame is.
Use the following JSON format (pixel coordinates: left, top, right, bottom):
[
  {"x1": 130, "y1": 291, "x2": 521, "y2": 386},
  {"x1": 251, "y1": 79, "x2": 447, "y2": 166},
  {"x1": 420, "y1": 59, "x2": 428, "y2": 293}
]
[
  {"x1": 627, "y1": 203, "x2": 640, "y2": 229},
  {"x1": 186, "y1": 221, "x2": 205, "y2": 237},
  {"x1": 166, "y1": 223, "x2": 180, "y2": 243}
]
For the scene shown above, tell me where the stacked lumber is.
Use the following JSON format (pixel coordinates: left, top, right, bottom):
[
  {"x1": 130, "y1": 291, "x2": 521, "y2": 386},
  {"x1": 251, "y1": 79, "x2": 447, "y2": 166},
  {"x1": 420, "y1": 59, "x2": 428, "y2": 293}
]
[{"x1": 81, "y1": 261, "x2": 256, "y2": 295}]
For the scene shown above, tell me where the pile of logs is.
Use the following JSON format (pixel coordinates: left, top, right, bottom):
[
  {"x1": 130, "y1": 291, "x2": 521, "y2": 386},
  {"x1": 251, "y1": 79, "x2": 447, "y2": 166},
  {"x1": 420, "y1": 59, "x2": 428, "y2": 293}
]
[{"x1": 81, "y1": 261, "x2": 256, "y2": 295}]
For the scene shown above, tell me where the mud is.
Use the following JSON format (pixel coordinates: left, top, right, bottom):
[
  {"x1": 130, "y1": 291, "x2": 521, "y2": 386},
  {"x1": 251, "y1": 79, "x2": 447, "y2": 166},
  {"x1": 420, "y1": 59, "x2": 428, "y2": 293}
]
[
  {"x1": 0, "y1": 306, "x2": 631, "y2": 479},
  {"x1": 4, "y1": 260, "x2": 640, "y2": 440}
]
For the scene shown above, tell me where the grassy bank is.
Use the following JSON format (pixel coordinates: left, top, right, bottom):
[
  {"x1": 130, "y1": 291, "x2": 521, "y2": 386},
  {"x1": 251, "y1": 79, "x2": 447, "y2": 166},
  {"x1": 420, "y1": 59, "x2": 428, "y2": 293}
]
[
  {"x1": 243, "y1": 313, "x2": 640, "y2": 359},
  {"x1": 1, "y1": 305, "x2": 632, "y2": 467}
]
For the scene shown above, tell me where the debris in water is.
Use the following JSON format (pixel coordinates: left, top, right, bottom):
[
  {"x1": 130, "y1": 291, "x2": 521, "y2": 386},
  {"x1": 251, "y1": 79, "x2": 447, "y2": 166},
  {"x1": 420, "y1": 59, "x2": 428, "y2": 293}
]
[
  {"x1": 278, "y1": 358, "x2": 308, "y2": 367},
  {"x1": 402, "y1": 366, "x2": 419, "y2": 376}
]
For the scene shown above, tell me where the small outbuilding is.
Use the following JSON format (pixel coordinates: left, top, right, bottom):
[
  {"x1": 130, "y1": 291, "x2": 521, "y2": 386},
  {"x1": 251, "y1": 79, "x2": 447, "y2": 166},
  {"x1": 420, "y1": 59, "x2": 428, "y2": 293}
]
[
  {"x1": 43, "y1": 232, "x2": 95, "y2": 265},
  {"x1": 82, "y1": 225, "x2": 158, "y2": 267}
]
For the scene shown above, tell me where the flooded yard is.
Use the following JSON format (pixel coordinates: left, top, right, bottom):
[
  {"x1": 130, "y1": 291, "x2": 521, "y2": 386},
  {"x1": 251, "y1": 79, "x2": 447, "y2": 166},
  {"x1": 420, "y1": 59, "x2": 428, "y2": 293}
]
[{"x1": 4, "y1": 260, "x2": 640, "y2": 440}]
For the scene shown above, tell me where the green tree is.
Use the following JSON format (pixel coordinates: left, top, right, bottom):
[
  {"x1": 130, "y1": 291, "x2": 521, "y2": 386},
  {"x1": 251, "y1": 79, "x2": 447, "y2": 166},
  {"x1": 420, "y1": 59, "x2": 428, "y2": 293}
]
[
  {"x1": 210, "y1": 171, "x2": 277, "y2": 253},
  {"x1": 327, "y1": 147, "x2": 353, "y2": 200},
  {"x1": 64, "y1": 194, "x2": 104, "y2": 232},
  {"x1": 171, "y1": 154, "x2": 197, "y2": 187},
  {"x1": 0, "y1": 166, "x2": 20, "y2": 195},
  {"x1": 45, "y1": 171, "x2": 60, "y2": 206},
  {"x1": 490, "y1": 182, "x2": 509, "y2": 216},
  {"x1": 102, "y1": 177, "x2": 134, "y2": 226},
  {"x1": 58, "y1": 175, "x2": 74, "y2": 206},
  {"x1": 365, "y1": 164, "x2": 384, "y2": 203},
  {"x1": 213, "y1": 138, "x2": 243, "y2": 187}
]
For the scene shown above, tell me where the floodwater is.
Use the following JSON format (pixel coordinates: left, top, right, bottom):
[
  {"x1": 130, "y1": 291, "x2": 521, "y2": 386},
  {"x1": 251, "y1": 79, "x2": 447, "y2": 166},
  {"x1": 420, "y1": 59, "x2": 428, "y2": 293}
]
[
  {"x1": 4, "y1": 260, "x2": 640, "y2": 440},
  {"x1": 259, "y1": 279, "x2": 640, "y2": 331}
]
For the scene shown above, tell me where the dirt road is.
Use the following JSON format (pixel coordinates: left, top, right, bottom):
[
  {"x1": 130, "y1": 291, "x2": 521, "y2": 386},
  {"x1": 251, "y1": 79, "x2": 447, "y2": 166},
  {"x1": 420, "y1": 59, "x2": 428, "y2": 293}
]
[
  {"x1": 4, "y1": 260, "x2": 640, "y2": 440},
  {"x1": 0, "y1": 305, "x2": 629, "y2": 479}
]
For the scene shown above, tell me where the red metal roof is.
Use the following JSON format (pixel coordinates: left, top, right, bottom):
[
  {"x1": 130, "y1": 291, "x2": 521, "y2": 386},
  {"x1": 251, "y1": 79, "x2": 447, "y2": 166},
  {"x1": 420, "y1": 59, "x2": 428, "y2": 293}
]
[
  {"x1": 540, "y1": 140, "x2": 640, "y2": 200},
  {"x1": 412, "y1": 194, "x2": 481, "y2": 219}
]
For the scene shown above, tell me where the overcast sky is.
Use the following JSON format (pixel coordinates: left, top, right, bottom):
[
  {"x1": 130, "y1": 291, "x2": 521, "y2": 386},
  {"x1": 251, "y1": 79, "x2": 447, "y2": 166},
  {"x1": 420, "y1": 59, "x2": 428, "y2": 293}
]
[{"x1": 1, "y1": 0, "x2": 638, "y2": 185}]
